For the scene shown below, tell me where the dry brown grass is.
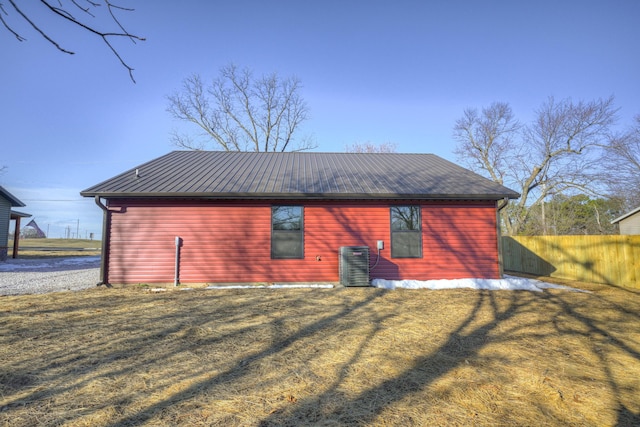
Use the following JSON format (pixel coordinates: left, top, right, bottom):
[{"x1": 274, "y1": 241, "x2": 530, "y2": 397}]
[
  {"x1": 1, "y1": 281, "x2": 639, "y2": 426},
  {"x1": 12, "y1": 238, "x2": 101, "y2": 259},
  {"x1": 15, "y1": 250, "x2": 101, "y2": 259}
]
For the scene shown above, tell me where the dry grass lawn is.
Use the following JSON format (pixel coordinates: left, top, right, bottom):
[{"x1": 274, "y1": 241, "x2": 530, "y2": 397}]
[
  {"x1": 1, "y1": 280, "x2": 639, "y2": 426},
  {"x1": 12, "y1": 238, "x2": 101, "y2": 258}
]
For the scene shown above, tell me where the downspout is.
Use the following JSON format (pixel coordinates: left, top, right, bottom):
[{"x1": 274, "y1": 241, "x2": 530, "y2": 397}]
[
  {"x1": 497, "y1": 197, "x2": 509, "y2": 212},
  {"x1": 94, "y1": 196, "x2": 111, "y2": 287},
  {"x1": 496, "y1": 197, "x2": 509, "y2": 278}
]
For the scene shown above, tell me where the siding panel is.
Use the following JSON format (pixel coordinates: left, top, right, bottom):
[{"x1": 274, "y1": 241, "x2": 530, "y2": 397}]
[
  {"x1": 0, "y1": 198, "x2": 10, "y2": 259},
  {"x1": 620, "y1": 214, "x2": 640, "y2": 235},
  {"x1": 105, "y1": 200, "x2": 500, "y2": 284}
]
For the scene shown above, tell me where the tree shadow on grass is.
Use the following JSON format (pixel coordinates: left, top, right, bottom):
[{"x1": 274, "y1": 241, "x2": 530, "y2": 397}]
[
  {"x1": 257, "y1": 290, "x2": 525, "y2": 425},
  {"x1": 252, "y1": 287, "x2": 640, "y2": 426},
  {"x1": 540, "y1": 290, "x2": 640, "y2": 427},
  {"x1": 102, "y1": 288, "x2": 389, "y2": 426},
  {"x1": 2, "y1": 284, "x2": 639, "y2": 426}
]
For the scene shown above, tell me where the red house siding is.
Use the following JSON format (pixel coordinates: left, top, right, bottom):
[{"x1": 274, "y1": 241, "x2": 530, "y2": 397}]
[{"x1": 104, "y1": 199, "x2": 500, "y2": 284}]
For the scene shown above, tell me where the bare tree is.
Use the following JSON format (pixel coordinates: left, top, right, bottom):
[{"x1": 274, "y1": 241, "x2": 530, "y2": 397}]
[
  {"x1": 453, "y1": 102, "x2": 520, "y2": 185},
  {"x1": 454, "y1": 96, "x2": 618, "y2": 235},
  {"x1": 167, "y1": 64, "x2": 315, "y2": 152},
  {"x1": 601, "y1": 114, "x2": 640, "y2": 210},
  {"x1": 1, "y1": 0, "x2": 144, "y2": 81},
  {"x1": 345, "y1": 141, "x2": 397, "y2": 153}
]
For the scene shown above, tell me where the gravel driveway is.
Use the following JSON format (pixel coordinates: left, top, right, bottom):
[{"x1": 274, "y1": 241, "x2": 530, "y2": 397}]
[{"x1": 0, "y1": 256, "x2": 101, "y2": 296}]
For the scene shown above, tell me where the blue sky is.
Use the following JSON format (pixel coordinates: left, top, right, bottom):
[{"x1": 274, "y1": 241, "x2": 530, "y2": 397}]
[{"x1": 2, "y1": 0, "x2": 638, "y2": 240}]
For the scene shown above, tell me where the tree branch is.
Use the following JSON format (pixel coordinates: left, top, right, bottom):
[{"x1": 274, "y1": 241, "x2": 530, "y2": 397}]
[
  {"x1": 8, "y1": 0, "x2": 74, "y2": 53},
  {"x1": 3, "y1": 1, "x2": 144, "y2": 82},
  {"x1": 0, "y1": 3, "x2": 26, "y2": 40}
]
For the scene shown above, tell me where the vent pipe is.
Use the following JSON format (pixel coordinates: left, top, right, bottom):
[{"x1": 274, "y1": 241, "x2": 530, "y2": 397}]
[{"x1": 174, "y1": 236, "x2": 182, "y2": 286}]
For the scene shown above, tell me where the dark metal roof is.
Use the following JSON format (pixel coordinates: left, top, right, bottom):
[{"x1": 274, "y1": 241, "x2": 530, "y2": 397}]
[
  {"x1": 0, "y1": 185, "x2": 26, "y2": 207},
  {"x1": 80, "y1": 151, "x2": 520, "y2": 200}
]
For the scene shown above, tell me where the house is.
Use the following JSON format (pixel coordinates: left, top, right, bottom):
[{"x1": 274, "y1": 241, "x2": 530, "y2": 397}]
[
  {"x1": 612, "y1": 206, "x2": 640, "y2": 235},
  {"x1": 0, "y1": 185, "x2": 30, "y2": 261},
  {"x1": 80, "y1": 151, "x2": 520, "y2": 286}
]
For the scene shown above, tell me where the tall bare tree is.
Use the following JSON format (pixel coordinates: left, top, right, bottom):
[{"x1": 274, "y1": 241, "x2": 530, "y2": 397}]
[
  {"x1": 1, "y1": 0, "x2": 144, "y2": 81},
  {"x1": 453, "y1": 102, "x2": 520, "y2": 185},
  {"x1": 454, "y1": 96, "x2": 618, "y2": 235},
  {"x1": 345, "y1": 141, "x2": 397, "y2": 153},
  {"x1": 601, "y1": 114, "x2": 640, "y2": 210},
  {"x1": 167, "y1": 64, "x2": 315, "y2": 152}
]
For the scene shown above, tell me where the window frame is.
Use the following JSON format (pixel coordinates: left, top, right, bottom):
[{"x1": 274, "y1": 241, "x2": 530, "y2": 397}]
[
  {"x1": 390, "y1": 205, "x2": 423, "y2": 258},
  {"x1": 271, "y1": 205, "x2": 304, "y2": 259}
]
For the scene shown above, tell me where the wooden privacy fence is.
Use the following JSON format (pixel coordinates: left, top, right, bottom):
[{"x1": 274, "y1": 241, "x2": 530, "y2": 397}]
[{"x1": 502, "y1": 235, "x2": 640, "y2": 289}]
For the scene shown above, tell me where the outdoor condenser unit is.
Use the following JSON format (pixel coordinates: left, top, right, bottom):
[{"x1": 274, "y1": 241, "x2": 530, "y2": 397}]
[{"x1": 339, "y1": 246, "x2": 370, "y2": 287}]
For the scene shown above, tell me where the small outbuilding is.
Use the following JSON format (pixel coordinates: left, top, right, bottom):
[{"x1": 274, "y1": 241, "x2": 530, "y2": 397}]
[
  {"x1": 612, "y1": 206, "x2": 640, "y2": 235},
  {"x1": 0, "y1": 185, "x2": 29, "y2": 261},
  {"x1": 81, "y1": 151, "x2": 519, "y2": 286}
]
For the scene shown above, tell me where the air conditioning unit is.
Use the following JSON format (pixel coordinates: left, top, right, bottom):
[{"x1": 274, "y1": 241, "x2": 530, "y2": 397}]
[{"x1": 339, "y1": 246, "x2": 370, "y2": 287}]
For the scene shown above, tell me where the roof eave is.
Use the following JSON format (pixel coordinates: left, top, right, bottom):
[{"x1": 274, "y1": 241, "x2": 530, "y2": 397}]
[
  {"x1": 10, "y1": 210, "x2": 31, "y2": 218},
  {"x1": 0, "y1": 186, "x2": 26, "y2": 207},
  {"x1": 80, "y1": 191, "x2": 520, "y2": 201},
  {"x1": 611, "y1": 205, "x2": 640, "y2": 224}
]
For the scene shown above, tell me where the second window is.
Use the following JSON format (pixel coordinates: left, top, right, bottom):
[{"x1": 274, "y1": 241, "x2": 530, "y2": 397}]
[{"x1": 390, "y1": 206, "x2": 422, "y2": 258}]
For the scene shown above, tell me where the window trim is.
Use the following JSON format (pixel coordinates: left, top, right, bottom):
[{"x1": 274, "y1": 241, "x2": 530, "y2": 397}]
[
  {"x1": 390, "y1": 205, "x2": 423, "y2": 258},
  {"x1": 271, "y1": 205, "x2": 304, "y2": 259}
]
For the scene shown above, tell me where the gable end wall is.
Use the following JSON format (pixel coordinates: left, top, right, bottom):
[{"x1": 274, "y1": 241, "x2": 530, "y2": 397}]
[{"x1": 620, "y1": 213, "x2": 640, "y2": 235}]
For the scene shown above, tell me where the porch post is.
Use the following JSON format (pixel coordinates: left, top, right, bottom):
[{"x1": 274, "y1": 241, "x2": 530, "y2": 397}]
[{"x1": 12, "y1": 217, "x2": 21, "y2": 259}]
